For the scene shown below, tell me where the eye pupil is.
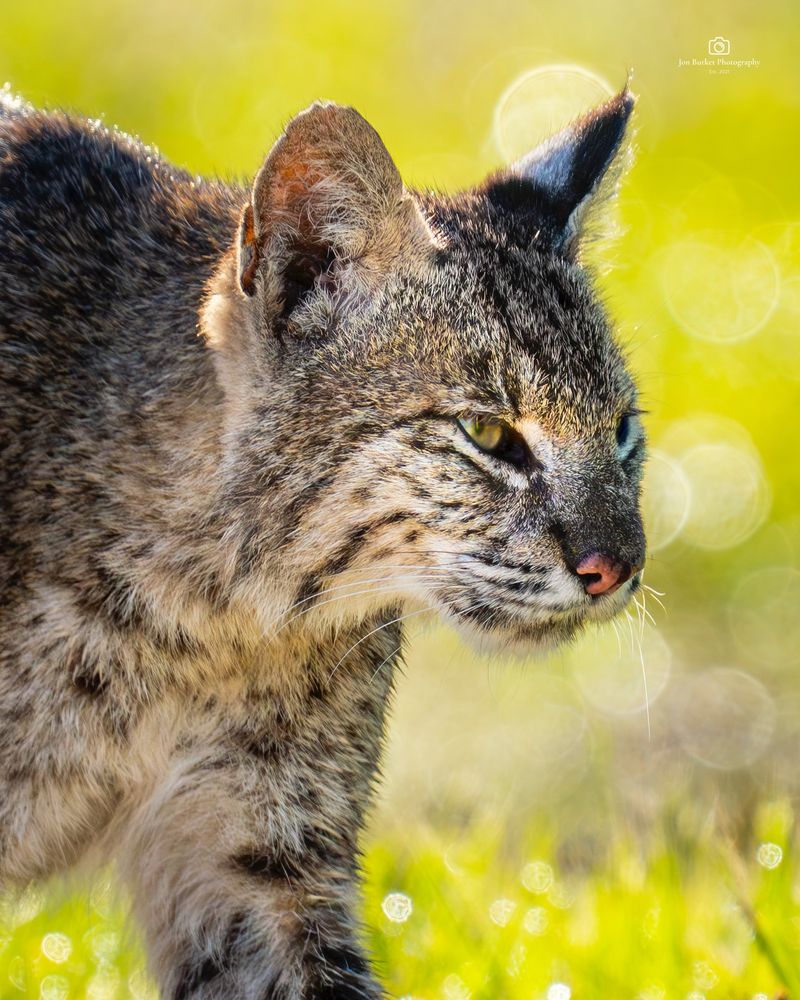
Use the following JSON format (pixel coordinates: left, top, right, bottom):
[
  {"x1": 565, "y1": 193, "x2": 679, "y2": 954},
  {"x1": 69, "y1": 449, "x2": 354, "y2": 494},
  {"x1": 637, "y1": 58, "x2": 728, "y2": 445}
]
[{"x1": 616, "y1": 414, "x2": 630, "y2": 448}]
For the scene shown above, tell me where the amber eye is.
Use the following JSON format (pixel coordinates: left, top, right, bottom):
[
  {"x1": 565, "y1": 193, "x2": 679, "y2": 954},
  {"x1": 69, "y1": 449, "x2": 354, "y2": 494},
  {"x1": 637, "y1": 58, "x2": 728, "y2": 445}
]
[
  {"x1": 458, "y1": 416, "x2": 504, "y2": 451},
  {"x1": 456, "y1": 416, "x2": 529, "y2": 467}
]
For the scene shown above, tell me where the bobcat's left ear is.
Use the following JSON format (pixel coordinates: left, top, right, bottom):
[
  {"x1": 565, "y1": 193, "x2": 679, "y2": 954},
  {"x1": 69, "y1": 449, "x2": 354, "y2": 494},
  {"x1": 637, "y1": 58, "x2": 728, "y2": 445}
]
[
  {"x1": 484, "y1": 87, "x2": 634, "y2": 257},
  {"x1": 236, "y1": 102, "x2": 436, "y2": 337}
]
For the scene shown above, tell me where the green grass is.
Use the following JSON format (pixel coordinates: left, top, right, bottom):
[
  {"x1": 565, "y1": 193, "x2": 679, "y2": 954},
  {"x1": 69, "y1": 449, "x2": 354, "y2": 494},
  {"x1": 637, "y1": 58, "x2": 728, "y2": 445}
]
[
  {"x1": 366, "y1": 805, "x2": 800, "y2": 999},
  {"x1": 2, "y1": 801, "x2": 798, "y2": 999}
]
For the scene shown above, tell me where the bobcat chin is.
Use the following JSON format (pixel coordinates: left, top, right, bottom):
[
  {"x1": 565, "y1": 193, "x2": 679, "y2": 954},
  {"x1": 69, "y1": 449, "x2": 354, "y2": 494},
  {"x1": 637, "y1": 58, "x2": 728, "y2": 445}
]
[{"x1": 0, "y1": 87, "x2": 645, "y2": 998}]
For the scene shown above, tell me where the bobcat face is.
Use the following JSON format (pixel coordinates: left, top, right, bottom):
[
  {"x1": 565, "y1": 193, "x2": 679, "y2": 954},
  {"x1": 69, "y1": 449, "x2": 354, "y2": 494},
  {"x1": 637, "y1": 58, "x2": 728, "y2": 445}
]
[
  {"x1": 361, "y1": 255, "x2": 645, "y2": 651},
  {"x1": 206, "y1": 91, "x2": 646, "y2": 650}
]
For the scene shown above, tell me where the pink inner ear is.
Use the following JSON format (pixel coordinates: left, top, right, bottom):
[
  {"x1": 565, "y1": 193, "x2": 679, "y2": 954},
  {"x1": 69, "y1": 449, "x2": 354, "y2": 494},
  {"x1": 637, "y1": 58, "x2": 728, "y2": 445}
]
[
  {"x1": 271, "y1": 160, "x2": 320, "y2": 223},
  {"x1": 242, "y1": 102, "x2": 437, "y2": 318}
]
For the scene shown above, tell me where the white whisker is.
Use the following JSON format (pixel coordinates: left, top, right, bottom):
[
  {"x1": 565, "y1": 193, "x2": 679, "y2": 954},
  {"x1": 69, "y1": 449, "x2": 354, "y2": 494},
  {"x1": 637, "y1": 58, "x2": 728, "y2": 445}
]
[
  {"x1": 642, "y1": 583, "x2": 667, "y2": 614},
  {"x1": 635, "y1": 593, "x2": 645, "y2": 642},
  {"x1": 624, "y1": 609, "x2": 636, "y2": 655},
  {"x1": 369, "y1": 644, "x2": 403, "y2": 684},
  {"x1": 268, "y1": 571, "x2": 452, "y2": 636},
  {"x1": 367, "y1": 594, "x2": 501, "y2": 685},
  {"x1": 629, "y1": 602, "x2": 651, "y2": 742},
  {"x1": 637, "y1": 597, "x2": 657, "y2": 629},
  {"x1": 610, "y1": 617, "x2": 623, "y2": 656},
  {"x1": 264, "y1": 559, "x2": 467, "y2": 633},
  {"x1": 328, "y1": 605, "x2": 439, "y2": 683}
]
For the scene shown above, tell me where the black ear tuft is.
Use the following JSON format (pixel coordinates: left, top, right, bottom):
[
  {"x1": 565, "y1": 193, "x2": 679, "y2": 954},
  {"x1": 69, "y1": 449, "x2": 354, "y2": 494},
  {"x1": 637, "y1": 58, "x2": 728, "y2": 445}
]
[
  {"x1": 485, "y1": 87, "x2": 635, "y2": 255},
  {"x1": 484, "y1": 176, "x2": 541, "y2": 215},
  {"x1": 482, "y1": 176, "x2": 551, "y2": 239},
  {"x1": 526, "y1": 89, "x2": 633, "y2": 229}
]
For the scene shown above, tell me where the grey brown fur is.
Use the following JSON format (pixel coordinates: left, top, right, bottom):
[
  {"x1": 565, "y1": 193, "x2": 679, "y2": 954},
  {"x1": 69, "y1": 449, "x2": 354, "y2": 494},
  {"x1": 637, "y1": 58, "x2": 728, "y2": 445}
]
[{"x1": 0, "y1": 87, "x2": 646, "y2": 998}]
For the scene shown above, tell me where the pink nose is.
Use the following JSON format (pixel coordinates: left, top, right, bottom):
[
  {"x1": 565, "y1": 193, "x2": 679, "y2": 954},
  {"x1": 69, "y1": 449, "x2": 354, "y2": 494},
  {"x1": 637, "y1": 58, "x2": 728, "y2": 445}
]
[{"x1": 575, "y1": 553, "x2": 633, "y2": 596}]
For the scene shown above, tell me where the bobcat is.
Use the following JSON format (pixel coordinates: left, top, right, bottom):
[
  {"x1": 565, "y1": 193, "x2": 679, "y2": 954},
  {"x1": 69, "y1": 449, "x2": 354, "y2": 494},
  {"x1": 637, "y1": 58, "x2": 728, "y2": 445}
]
[{"x1": 0, "y1": 86, "x2": 646, "y2": 998}]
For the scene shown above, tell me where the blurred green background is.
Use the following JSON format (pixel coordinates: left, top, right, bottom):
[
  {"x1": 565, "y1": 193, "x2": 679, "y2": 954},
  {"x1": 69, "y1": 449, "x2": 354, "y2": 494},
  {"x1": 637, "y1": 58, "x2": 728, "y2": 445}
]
[{"x1": 1, "y1": 0, "x2": 799, "y2": 996}]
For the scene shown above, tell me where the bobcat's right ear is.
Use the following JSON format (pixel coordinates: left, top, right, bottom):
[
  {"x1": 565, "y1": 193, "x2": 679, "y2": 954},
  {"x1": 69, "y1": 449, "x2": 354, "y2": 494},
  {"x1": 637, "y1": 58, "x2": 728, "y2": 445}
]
[
  {"x1": 483, "y1": 87, "x2": 635, "y2": 257},
  {"x1": 237, "y1": 102, "x2": 435, "y2": 332}
]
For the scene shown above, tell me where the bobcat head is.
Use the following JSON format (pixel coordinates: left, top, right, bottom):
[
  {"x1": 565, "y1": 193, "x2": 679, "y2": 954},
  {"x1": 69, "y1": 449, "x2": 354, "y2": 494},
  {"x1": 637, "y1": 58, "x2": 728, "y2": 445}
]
[{"x1": 203, "y1": 89, "x2": 646, "y2": 652}]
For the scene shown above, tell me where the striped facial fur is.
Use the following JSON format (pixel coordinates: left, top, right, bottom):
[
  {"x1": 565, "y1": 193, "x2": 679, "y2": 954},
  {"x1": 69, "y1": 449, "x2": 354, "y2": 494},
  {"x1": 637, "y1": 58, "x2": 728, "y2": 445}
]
[{"x1": 207, "y1": 93, "x2": 646, "y2": 654}]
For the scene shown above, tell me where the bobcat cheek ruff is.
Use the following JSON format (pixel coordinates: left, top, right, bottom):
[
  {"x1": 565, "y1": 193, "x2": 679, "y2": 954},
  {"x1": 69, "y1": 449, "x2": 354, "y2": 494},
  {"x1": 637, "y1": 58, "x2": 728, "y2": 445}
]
[{"x1": 0, "y1": 87, "x2": 644, "y2": 998}]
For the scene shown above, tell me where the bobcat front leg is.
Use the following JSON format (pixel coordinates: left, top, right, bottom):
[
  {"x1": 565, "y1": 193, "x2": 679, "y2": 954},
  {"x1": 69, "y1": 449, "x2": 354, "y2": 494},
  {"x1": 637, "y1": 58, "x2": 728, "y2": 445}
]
[{"x1": 121, "y1": 644, "x2": 395, "y2": 999}]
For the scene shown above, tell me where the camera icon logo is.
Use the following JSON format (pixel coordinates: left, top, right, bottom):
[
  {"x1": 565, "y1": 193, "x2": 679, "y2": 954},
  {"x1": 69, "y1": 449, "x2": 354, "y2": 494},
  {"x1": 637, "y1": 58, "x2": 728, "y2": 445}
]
[{"x1": 708, "y1": 36, "x2": 731, "y2": 55}]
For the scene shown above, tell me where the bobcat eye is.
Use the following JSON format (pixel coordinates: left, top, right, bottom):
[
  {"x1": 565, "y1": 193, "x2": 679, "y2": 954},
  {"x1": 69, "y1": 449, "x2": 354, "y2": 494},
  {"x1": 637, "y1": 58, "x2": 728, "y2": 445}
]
[
  {"x1": 456, "y1": 417, "x2": 528, "y2": 467},
  {"x1": 616, "y1": 411, "x2": 642, "y2": 460}
]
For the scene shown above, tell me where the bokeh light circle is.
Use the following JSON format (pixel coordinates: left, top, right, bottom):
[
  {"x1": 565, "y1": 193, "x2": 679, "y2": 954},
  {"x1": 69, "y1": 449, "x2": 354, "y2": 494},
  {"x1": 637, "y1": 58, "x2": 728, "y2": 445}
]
[
  {"x1": 658, "y1": 414, "x2": 755, "y2": 457},
  {"x1": 641, "y1": 449, "x2": 692, "y2": 552},
  {"x1": 382, "y1": 892, "x2": 413, "y2": 923},
  {"x1": 39, "y1": 976, "x2": 70, "y2": 1000},
  {"x1": 443, "y1": 974, "x2": 471, "y2": 1000},
  {"x1": 660, "y1": 237, "x2": 780, "y2": 343},
  {"x1": 488, "y1": 898, "x2": 516, "y2": 926},
  {"x1": 521, "y1": 860, "x2": 554, "y2": 894},
  {"x1": 86, "y1": 969, "x2": 121, "y2": 1000},
  {"x1": 673, "y1": 668, "x2": 775, "y2": 769},
  {"x1": 493, "y1": 64, "x2": 614, "y2": 162},
  {"x1": 756, "y1": 842, "x2": 783, "y2": 869},
  {"x1": 767, "y1": 272, "x2": 800, "y2": 379},
  {"x1": 679, "y1": 443, "x2": 770, "y2": 551},
  {"x1": 127, "y1": 969, "x2": 158, "y2": 1000},
  {"x1": 523, "y1": 906, "x2": 549, "y2": 935},
  {"x1": 527, "y1": 700, "x2": 587, "y2": 764},
  {"x1": 729, "y1": 566, "x2": 800, "y2": 669},
  {"x1": 41, "y1": 932, "x2": 73, "y2": 964},
  {"x1": 693, "y1": 962, "x2": 719, "y2": 991},
  {"x1": 571, "y1": 622, "x2": 671, "y2": 716}
]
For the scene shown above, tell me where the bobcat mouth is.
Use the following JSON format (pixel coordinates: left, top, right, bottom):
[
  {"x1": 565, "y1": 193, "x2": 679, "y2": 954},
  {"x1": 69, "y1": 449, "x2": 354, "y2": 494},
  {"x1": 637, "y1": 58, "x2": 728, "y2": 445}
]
[
  {"x1": 441, "y1": 598, "x2": 586, "y2": 652},
  {"x1": 429, "y1": 555, "x2": 639, "y2": 650}
]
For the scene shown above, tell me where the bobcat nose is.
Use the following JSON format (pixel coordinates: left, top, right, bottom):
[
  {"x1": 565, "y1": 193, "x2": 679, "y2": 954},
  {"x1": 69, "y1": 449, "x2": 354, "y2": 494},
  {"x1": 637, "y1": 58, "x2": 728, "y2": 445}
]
[{"x1": 575, "y1": 552, "x2": 633, "y2": 596}]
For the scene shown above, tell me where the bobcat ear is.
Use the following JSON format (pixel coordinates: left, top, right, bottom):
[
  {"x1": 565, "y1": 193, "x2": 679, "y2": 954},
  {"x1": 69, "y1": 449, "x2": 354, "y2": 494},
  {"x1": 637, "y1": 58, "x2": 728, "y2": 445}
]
[
  {"x1": 237, "y1": 102, "x2": 435, "y2": 330},
  {"x1": 484, "y1": 87, "x2": 634, "y2": 256}
]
